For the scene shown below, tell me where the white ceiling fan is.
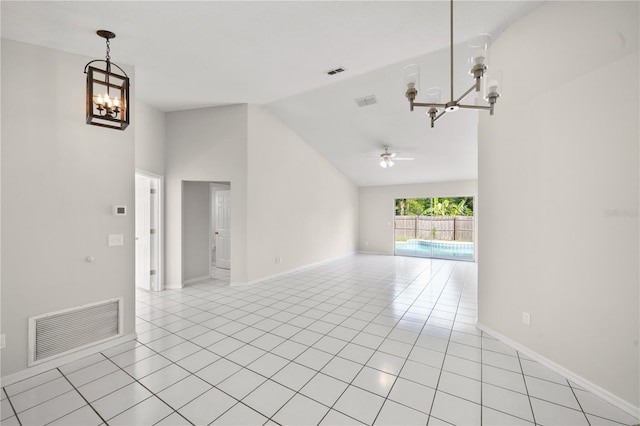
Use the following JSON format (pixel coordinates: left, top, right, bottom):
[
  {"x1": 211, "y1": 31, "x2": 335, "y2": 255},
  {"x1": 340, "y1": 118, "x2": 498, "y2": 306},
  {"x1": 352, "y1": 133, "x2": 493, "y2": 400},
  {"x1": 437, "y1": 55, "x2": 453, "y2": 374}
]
[{"x1": 379, "y1": 146, "x2": 414, "y2": 168}]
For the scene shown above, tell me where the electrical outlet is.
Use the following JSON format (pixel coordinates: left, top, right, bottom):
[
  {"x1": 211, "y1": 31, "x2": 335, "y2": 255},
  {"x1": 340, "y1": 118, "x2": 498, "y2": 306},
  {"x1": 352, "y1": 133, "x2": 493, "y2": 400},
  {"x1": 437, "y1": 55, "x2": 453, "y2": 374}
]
[
  {"x1": 522, "y1": 312, "x2": 531, "y2": 326},
  {"x1": 1, "y1": 334, "x2": 6, "y2": 349}
]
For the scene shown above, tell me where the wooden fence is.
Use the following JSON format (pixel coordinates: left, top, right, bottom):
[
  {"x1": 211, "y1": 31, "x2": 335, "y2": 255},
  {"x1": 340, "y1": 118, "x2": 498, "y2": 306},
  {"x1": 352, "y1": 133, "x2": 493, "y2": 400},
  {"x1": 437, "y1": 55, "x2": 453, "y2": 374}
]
[{"x1": 395, "y1": 216, "x2": 474, "y2": 242}]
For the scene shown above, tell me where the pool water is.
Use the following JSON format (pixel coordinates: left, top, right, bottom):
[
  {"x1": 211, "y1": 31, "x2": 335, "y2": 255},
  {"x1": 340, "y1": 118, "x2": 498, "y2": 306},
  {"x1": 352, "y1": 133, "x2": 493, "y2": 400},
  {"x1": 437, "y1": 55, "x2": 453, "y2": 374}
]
[{"x1": 395, "y1": 239, "x2": 474, "y2": 261}]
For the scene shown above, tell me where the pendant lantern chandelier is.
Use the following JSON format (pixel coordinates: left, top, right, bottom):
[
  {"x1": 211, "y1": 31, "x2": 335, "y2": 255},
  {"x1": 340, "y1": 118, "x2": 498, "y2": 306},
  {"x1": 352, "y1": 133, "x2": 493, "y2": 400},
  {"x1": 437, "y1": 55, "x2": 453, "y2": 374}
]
[
  {"x1": 404, "y1": 0, "x2": 500, "y2": 128},
  {"x1": 84, "y1": 30, "x2": 130, "y2": 130}
]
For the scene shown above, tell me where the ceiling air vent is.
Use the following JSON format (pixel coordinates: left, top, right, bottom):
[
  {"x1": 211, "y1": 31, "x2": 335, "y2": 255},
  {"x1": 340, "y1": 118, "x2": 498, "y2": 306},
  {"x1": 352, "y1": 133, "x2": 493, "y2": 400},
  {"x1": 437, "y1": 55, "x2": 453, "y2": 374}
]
[
  {"x1": 355, "y1": 95, "x2": 378, "y2": 107},
  {"x1": 326, "y1": 67, "x2": 346, "y2": 76}
]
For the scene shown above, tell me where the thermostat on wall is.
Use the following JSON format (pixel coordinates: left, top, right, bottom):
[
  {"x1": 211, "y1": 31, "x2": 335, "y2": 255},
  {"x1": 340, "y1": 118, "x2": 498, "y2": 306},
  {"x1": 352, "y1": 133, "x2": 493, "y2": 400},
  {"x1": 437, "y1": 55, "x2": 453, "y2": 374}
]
[{"x1": 113, "y1": 205, "x2": 127, "y2": 216}]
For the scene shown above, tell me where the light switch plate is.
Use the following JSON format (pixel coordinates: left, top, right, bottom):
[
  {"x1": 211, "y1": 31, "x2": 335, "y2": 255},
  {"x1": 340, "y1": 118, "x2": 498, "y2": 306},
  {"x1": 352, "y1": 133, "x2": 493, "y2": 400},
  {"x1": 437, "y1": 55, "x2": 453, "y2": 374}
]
[{"x1": 108, "y1": 234, "x2": 124, "y2": 247}]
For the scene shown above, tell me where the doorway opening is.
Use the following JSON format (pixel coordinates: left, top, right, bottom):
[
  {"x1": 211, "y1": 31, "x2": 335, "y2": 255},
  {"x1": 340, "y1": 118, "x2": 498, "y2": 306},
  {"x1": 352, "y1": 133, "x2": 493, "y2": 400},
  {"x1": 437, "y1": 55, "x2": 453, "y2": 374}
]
[
  {"x1": 394, "y1": 196, "x2": 475, "y2": 261},
  {"x1": 181, "y1": 181, "x2": 231, "y2": 285},
  {"x1": 135, "y1": 171, "x2": 163, "y2": 291}
]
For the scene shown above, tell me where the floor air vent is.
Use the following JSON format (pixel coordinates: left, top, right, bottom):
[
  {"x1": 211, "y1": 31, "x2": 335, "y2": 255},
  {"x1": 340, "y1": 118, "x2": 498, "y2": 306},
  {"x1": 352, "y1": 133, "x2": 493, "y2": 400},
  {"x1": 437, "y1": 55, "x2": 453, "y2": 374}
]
[{"x1": 28, "y1": 298, "x2": 123, "y2": 365}]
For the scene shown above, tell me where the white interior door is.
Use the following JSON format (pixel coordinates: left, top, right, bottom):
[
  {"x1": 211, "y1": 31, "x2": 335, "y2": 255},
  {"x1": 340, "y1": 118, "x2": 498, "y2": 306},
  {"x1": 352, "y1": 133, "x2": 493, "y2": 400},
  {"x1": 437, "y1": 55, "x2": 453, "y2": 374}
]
[
  {"x1": 135, "y1": 175, "x2": 151, "y2": 290},
  {"x1": 215, "y1": 190, "x2": 231, "y2": 270}
]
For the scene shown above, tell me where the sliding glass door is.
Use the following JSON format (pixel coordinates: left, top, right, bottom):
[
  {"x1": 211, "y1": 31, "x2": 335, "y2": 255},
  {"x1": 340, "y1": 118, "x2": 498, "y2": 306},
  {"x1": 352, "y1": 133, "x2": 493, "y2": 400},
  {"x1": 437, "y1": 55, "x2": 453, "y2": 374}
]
[{"x1": 394, "y1": 197, "x2": 474, "y2": 261}]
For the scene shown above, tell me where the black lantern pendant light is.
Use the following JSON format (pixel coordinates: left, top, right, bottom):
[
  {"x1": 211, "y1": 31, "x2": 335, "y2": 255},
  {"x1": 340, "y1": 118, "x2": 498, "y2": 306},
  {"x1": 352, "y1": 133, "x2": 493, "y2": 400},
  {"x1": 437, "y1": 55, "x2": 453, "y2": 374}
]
[{"x1": 84, "y1": 30, "x2": 130, "y2": 130}]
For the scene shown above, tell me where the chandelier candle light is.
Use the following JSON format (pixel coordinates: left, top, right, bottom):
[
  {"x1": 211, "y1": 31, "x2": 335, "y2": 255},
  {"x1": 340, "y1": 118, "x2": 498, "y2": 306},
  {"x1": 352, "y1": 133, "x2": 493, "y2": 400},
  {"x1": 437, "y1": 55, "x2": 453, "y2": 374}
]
[
  {"x1": 84, "y1": 30, "x2": 130, "y2": 130},
  {"x1": 404, "y1": 0, "x2": 500, "y2": 128}
]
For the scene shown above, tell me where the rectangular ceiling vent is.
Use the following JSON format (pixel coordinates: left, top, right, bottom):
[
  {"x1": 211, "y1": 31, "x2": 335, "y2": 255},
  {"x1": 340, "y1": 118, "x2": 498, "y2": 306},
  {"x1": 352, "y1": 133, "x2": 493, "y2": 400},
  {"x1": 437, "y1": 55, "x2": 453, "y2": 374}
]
[
  {"x1": 355, "y1": 95, "x2": 378, "y2": 107},
  {"x1": 28, "y1": 298, "x2": 123, "y2": 366},
  {"x1": 326, "y1": 67, "x2": 346, "y2": 76}
]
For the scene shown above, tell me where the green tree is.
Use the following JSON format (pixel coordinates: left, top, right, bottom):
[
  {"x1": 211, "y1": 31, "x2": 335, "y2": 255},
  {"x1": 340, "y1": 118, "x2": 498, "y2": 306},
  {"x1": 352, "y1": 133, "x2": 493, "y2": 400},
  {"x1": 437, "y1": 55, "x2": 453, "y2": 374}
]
[
  {"x1": 396, "y1": 198, "x2": 407, "y2": 215},
  {"x1": 396, "y1": 197, "x2": 473, "y2": 216},
  {"x1": 395, "y1": 198, "x2": 430, "y2": 216},
  {"x1": 426, "y1": 197, "x2": 473, "y2": 216}
]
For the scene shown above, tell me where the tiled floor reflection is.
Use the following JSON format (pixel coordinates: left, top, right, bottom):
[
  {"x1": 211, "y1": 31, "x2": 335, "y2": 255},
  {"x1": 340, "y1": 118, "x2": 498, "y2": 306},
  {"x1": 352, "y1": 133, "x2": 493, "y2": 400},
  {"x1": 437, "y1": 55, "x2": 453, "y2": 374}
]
[{"x1": 2, "y1": 255, "x2": 638, "y2": 425}]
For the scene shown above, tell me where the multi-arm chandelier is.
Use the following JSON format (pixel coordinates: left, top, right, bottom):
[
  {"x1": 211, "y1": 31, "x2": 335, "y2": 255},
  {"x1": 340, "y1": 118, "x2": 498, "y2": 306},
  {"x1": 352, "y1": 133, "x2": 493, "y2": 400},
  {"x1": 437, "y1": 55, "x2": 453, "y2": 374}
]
[
  {"x1": 84, "y1": 30, "x2": 130, "y2": 130},
  {"x1": 404, "y1": 0, "x2": 500, "y2": 128}
]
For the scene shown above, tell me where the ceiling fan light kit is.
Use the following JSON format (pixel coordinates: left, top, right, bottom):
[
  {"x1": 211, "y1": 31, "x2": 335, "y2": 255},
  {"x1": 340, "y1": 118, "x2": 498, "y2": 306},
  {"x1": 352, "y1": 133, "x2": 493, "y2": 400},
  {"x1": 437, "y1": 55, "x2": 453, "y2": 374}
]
[
  {"x1": 380, "y1": 158, "x2": 394, "y2": 168},
  {"x1": 379, "y1": 146, "x2": 413, "y2": 168},
  {"x1": 404, "y1": 0, "x2": 500, "y2": 128}
]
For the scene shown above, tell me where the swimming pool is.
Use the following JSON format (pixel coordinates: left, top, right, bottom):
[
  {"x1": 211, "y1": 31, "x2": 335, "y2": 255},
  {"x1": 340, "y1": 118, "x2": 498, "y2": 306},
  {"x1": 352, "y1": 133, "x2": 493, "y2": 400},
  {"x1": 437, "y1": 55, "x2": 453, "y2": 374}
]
[{"x1": 395, "y1": 239, "x2": 474, "y2": 261}]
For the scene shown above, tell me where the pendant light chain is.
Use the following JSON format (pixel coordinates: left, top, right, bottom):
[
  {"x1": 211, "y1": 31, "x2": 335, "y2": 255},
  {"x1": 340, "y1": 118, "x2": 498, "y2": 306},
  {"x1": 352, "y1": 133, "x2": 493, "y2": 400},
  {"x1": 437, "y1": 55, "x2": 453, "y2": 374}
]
[
  {"x1": 105, "y1": 38, "x2": 111, "y2": 63},
  {"x1": 105, "y1": 37, "x2": 112, "y2": 74}
]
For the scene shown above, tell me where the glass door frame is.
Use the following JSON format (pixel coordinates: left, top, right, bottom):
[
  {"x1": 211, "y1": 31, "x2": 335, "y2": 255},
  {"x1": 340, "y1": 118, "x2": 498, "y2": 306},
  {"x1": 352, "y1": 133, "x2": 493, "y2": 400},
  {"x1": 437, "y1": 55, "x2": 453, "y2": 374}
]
[{"x1": 393, "y1": 196, "x2": 475, "y2": 261}]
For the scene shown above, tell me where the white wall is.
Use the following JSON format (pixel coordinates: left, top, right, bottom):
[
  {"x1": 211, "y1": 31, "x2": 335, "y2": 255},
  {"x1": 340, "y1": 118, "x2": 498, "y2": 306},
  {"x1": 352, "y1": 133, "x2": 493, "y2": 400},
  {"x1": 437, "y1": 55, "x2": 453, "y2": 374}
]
[
  {"x1": 165, "y1": 105, "x2": 248, "y2": 286},
  {"x1": 247, "y1": 105, "x2": 358, "y2": 282},
  {"x1": 478, "y1": 1, "x2": 639, "y2": 411},
  {"x1": 1, "y1": 40, "x2": 136, "y2": 377},
  {"x1": 359, "y1": 181, "x2": 477, "y2": 255},
  {"x1": 182, "y1": 181, "x2": 211, "y2": 281},
  {"x1": 166, "y1": 104, "x2": 358, "y2": 285},
  {"x1": 134, "y1": 100, "x2": 165, "y2": 176}
]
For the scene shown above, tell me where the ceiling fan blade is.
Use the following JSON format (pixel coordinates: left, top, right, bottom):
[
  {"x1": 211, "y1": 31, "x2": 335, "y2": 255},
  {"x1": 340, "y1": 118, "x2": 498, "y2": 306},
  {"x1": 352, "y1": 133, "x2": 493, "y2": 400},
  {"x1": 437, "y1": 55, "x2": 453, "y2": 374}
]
[{"x1": 394, "y1": 157, "x2": 414, "y2": 161}]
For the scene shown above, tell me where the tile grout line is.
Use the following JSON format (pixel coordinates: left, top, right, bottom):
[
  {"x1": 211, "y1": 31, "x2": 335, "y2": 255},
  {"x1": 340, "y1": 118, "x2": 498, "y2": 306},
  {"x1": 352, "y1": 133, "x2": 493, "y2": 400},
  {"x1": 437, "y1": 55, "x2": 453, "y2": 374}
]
[
  {"x1": 292, "y1": 258, "x2": 444, "y2": 423},
  {"x1": 58, "y1": 343, "x2": 194, "y2": 425},
  {"x1": 312, "y1": 266, "x2": 435, "y2": 424},
  {"x1": 566, "y1": 380, "x2": 592, "y2": 426},
  {"x1": 145, "y1": 256, "x2": 408, "y2": 424},
  {"x1": 516, "y1": 351, "x2": 538, "y2": 425},
  {"x1": 426, "y1": 262, "x2": 469, "y2": 425},
  {"x1": 99, "y1": 352, "x2": 196, "y2": 425},
  {"x1": 269, "y1": 260, "x2": 442, "y2": 425},
  {"x1": 369, "y1": 259, "x2": 457, "y2": 424},
  {"x1": 14, "y1": 255, "x2": 636, "y2": 426},
  {"x1": 2, "y1": 388, "x2": 23, "y2": 426},
  {"x1": 11, "y1": 261, "x2": 444, "y2": 425},
  {"x1": 115, "y1": 334, "x2": 272, "y2": 424},
  {"x1": 270, "y1": 258, "x2": 413, "y2": 423},
  {"x1": 6, "y1": 383, "x2": 84, "y2": 424},
  {"x1": 52, "y1": 367, "x2": 107, "y2": 425}
]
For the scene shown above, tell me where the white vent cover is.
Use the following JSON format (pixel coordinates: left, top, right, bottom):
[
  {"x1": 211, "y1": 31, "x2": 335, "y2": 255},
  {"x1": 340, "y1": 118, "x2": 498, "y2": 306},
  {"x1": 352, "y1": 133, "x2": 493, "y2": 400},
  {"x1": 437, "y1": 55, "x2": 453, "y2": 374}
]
[
  {"x1": 355, "y1": 95, "x2": 378, "y2": 107},
  {"x1": 28, "y1": 298, "x2": 123, "y2": 366}
]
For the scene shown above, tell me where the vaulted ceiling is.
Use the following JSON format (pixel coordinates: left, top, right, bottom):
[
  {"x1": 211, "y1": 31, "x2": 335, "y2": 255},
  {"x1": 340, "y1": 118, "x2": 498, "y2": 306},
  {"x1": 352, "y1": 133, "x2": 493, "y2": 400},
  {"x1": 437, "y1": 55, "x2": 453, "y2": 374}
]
[{"x1": 1, "y1": 1, "x2": 542, "y2": 186}]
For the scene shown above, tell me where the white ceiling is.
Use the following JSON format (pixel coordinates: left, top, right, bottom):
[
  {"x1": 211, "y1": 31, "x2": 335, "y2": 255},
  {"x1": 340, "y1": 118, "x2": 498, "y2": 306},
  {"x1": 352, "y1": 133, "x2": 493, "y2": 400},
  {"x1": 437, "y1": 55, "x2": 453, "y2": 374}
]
[{"x1": 1, "y1": 1, "x2": 542, "y2": 186}]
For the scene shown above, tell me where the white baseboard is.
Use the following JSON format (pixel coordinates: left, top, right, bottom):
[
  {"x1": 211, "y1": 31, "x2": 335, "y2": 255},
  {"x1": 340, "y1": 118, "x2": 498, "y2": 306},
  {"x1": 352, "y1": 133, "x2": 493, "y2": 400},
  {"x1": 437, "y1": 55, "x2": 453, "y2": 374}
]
[
  {"x1": 476, "y1": 322, "x2": 640, "y2": 419},
  {"x1": 233, "y1": 252, "x2": 357, "y2": 287},
  {"x1": 357, "y1": 250, "x2": 392, "y2": 256},
  {"x1": 182, "y1": 275, "x2": 210, "y2": 285},
  {"x1": 1, "y1": 332, "x2": 137, "y2": 387}
]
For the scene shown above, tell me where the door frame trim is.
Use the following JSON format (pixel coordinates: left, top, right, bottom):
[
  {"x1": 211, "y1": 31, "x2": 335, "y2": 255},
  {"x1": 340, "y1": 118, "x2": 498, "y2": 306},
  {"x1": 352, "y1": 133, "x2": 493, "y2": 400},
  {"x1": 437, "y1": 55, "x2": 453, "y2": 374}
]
[
  {"x1": 209, "y1": 183, "x2": 215, "y2": 278},
  {"x1": 135, "y1": 169, "x2": 164, "y2": 292}
]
